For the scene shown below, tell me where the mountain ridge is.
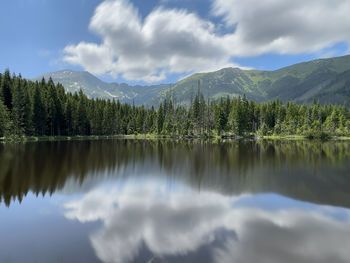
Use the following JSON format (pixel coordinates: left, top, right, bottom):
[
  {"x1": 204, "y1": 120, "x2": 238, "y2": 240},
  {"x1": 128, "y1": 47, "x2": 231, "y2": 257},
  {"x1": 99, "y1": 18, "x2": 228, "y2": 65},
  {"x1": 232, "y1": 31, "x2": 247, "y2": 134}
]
[
  {"x1": 35, "y1": 54, "x2": 350, "y2": 105},
  {"x1": 34, "y1": 69, "x2": 170, "y2": 104}
]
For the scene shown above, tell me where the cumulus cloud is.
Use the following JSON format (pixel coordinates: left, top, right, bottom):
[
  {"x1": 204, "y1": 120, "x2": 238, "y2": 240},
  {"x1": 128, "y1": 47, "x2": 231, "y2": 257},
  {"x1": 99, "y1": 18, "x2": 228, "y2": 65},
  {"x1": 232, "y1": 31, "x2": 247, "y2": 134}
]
[
  {"x1": 213, "y1": 210, "x2": 350, "y2": 263},
  {"x1": 63, "y1": 0, "x2": 350, "y2": 82},
  {"x1": 212, "y1": 0, "x2": 350, "y2": 56},
  {"x1": 63, "y1": 0, "x2": 237, "y2": 82},
  {"x1": 63, "y1": 180, "x2": 350, "y2": 263}
]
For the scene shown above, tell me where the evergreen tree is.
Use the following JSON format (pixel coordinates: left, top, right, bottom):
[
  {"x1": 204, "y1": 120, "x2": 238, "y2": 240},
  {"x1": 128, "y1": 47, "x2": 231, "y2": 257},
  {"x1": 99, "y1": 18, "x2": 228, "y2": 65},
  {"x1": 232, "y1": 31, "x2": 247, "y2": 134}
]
[
  {"x1": 65, "y1": 96, "x2": 74, "y2": 135},
  {"x1": 157, "y1": 103, "x2": 165, "y2": 134},
  {"x1": 77, "y1": 90, "x2": 90, "y2": 135},
  {"x1": 1, "y1": 69, "x2": 350, "y2": 139},
  {"x1": 0, "y1": 69, "x2": 12, "y2": 111},
  {"x1": 11, "y1": 75, "x2": 25, "y2": 135},
  {"x1": 216, "y1": 107, "x2": 227, "y2": 135},
  {"x1": 23, "y1": 82, "x2": 33, "y2": 135},
  {"x1": 0, "y1": 99, "x2": 11, "y2": 137},
  {"x1": 32, "y1": 83, "x2": 46, "y2": 136}
]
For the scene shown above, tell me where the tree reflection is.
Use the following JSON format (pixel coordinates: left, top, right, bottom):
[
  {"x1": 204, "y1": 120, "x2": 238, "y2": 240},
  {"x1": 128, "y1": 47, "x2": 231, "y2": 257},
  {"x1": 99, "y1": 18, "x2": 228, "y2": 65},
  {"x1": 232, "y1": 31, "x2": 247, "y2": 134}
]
[{"x1": 1, "y1": 139, "x2": 350, "y2": 207}]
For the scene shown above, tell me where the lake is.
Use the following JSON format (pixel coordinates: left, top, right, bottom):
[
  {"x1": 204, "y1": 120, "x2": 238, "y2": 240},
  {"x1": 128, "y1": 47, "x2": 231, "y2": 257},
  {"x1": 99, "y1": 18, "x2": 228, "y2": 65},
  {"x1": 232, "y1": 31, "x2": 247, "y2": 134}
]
[{"x1": 1, "y1": 139, "x2": 350, "y2": 263}]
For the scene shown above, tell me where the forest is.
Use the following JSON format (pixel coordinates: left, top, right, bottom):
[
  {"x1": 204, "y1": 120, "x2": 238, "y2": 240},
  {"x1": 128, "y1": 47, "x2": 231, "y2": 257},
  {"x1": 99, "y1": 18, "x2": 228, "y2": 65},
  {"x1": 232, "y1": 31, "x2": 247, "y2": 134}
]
[{"x1": 1, "y1": 69, "x2": 350, "y2": 139}]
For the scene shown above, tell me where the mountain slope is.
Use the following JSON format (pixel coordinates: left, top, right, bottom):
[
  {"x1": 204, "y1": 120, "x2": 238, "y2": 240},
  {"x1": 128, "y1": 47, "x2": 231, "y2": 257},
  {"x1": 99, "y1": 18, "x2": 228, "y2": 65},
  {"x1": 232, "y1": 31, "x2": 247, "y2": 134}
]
[
  {"x1": 149, "y1": 54, "x2": 350, "y2": 105},
  {"x1": 35, "y1": 70, "x2": 170, "y2": 104},
  {"x1": 36, "y1": 55, "x2": 350, "y2": 106}
]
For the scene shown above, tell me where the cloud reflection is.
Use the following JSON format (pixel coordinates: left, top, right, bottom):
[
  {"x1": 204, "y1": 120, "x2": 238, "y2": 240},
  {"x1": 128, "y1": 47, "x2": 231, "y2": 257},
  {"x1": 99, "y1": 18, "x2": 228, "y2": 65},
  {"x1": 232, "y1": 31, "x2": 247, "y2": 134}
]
[{"x1": 63, "y1": 180, "x2": 350, "y2": 263}]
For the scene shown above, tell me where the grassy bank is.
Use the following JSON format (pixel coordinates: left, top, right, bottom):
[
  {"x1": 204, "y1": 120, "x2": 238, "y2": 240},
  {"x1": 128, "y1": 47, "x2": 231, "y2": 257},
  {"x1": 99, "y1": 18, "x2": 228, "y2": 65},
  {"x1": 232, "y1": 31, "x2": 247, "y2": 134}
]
[
  {"x1": 0, "y1": 135, "x2": 125, "y2": 143},
  {"x1": 2, "y1": 133, "x2": 350, "y2": 143},
  {"x1": 0, "y1": 134, "x2": 216, "y2": 143}
]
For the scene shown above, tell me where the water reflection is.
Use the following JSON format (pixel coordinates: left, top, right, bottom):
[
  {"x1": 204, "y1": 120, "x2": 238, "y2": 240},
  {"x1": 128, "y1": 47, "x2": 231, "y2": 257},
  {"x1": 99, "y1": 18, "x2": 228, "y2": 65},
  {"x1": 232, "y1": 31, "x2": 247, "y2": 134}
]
[
  {"x1": 1, "y1": 139, "x2": 350, "y2": 207},
  {"x1": 1, "y1": 139, "x2": 350, "y2": 263},
  {"x1": 64, "y1": 180, "x2": 350, "y2": 263}
]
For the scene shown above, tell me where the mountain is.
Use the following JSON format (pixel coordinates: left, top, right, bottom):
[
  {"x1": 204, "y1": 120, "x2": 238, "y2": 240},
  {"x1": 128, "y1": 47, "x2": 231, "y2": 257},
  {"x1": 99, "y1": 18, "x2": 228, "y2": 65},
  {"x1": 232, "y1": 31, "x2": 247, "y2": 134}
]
[
  {"x1": 36, "y1": 55, "x2": 350, "y2": 106},
  {"x1": 34, "y1": 70, "x2": 170, "y2": 104},
  {"x1": 151, "y1": 54, "x2": 350, "y2": 105}
]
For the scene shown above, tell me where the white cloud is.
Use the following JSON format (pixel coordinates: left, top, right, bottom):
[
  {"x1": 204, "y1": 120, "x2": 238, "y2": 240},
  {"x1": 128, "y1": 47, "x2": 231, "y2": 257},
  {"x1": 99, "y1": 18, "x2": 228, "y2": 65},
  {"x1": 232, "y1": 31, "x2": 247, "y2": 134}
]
[
  {"x1": 63, "y1": 0, "x2": 238, "y2": 82},
  {"x1": 63, "y1": 180, "x2": 350, "y2": 263},
  {"x1": 213, "y1": 210, "x2": 350, "y2": 263},
  {"x1": 64, "y1": 189, "x2": 116, "y2": 222},
  {"x1": 63, "y1": 0, "x2": 350, "y2": 82},
  {"x1": 63, "y1": 182, "x2": 243, "y2": 263},
  {"x1": 212, "y1": 0, "x2": 350, "y2": 56},
  {"x1": 63, "y1": 42, "x2": 115, "y2": 75}
]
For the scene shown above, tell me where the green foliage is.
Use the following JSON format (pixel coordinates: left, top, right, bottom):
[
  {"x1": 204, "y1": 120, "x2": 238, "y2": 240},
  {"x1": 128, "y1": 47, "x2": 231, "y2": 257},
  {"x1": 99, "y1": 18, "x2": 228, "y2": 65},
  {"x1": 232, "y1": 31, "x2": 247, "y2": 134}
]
[
  {"x1": 32, "y1": 83, "x2": 46, "y2": 135},
  {"x1": 258, "y1": 123, "x2": 270, "y2": 136},
  {"x1": 1, "y1": 69, "x2": 13, "y2": 111},
  {"x1": 157, "y1": 103, "x2": 165, "y2": 134},
  {"x1": 0, "y1": 99, "x2": 11, "y2": 137},
  {"x1": 32, "y1": 55, "x2": 350, "y2": 107},
  {"x1": 2, "y1": 70, "x2": 350, "y2": 139},
  {"x1": 152, "y1": 54, "x2": 350, "y2": 106}
]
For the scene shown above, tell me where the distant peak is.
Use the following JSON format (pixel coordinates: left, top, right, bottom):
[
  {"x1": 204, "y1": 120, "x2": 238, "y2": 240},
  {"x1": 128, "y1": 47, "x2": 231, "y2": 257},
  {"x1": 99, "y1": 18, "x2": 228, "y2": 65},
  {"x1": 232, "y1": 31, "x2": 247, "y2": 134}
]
[
  {"x1": 56, "y1": 69, "x2": 76, "y2": 73},
  {"x1": 221, "y1": 67, "x2": 241, "y2": 71},
  {"x1": 54, "y1": 69, "x2": 93, "y2": 75}
]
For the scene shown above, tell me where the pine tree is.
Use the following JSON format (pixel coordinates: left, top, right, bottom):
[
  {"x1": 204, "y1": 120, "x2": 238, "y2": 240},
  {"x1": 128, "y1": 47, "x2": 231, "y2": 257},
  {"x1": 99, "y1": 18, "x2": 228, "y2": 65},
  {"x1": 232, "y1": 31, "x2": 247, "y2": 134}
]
[
  {"x1": 157, "y1": 103, "x2": 165, "y2": 134},
  {"x1": 144, "y1": 107, "x2": 156, "y2": 134},
  {"x1": 32, "y1": 83, "x2": 46, "y2": 136},
  {"x1": 1, "y1": 69, "x2": 350, "y2": 139},
  {"x1": 77, "y1": 90, "x2": 89, "y2": 135},
  {"x1": 0, "y1": 99, "x2": 11, "y2": 137},
  {"x1": 11, "y1": 75, "x2": 25, "y2": 135},
  {"x1": 65, "y1": 96, "x2": 74, "y2": 135},
  {"x1": 23, "y1": 82, "x2": 33, "y2": 135},
  {"x1": 216, "y1": 98, "x2": 228, "y2": 135},
  {"x1": 0, "y1": 69, "x2": 12, "y2": 111},
  {"x1": 103, "y1": 101, "x2": 115, "y2": 135}
]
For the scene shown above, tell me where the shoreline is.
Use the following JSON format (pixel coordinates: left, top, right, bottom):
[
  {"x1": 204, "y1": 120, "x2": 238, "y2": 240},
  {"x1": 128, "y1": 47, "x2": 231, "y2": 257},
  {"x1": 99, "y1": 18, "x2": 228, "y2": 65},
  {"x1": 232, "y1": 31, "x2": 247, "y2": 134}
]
[{"x1": 1, "y1": 134, "x2": 350, "y2": 143}]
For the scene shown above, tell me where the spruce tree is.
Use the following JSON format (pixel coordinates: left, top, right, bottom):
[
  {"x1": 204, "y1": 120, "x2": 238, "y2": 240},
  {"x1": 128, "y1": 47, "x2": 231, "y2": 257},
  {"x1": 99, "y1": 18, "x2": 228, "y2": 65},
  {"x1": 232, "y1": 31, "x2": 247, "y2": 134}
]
[
  {"x1": 157, "y1": 103, "x2": 165, "y2": 134},
  {"x1": 32, "y1": 83, "x2": 46, "y2": 136},
  {"x1": 11, "y1": 75, "x2": 25, "y2": 135},
  {"x1": 0, "y1": 69, "x2": 12, "y2": 111},
  {"x1": 0, "y1": 99, "x2": 10, "y2": 137}
]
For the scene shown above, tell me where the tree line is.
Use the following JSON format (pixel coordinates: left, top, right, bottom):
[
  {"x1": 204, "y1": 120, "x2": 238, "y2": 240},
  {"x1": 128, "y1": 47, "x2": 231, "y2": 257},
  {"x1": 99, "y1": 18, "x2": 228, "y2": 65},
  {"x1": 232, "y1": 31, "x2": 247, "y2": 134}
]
[
  {"x1": 2, "y1": 139, "x2": 350, "y2": 207},
  {"x1": 1, "y1": 70, "x2": 350, "y2": 138}
]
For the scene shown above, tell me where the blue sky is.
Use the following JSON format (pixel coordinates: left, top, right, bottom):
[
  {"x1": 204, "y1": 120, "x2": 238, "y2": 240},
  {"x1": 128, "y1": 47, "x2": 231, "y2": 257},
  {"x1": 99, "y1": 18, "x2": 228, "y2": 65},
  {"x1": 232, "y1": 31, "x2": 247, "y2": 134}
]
[{"x1": 1, "y1": 0, "x2": 349, "y2": 84}]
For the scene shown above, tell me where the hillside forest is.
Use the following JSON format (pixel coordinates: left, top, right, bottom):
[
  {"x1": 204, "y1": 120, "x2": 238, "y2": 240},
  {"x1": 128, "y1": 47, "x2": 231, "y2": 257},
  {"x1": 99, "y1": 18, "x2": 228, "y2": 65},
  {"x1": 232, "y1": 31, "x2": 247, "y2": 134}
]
[{"x1": 1, "y1": 70, "x2": 350, "y2": 139}]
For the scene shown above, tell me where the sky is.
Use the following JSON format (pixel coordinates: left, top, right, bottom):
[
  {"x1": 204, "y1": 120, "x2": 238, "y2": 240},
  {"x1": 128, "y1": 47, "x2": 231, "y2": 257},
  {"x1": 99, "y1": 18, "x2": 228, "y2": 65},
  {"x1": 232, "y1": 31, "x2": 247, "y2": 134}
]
[{"x1": 1, "y1": 0, "x2": 350, "y2": 85}]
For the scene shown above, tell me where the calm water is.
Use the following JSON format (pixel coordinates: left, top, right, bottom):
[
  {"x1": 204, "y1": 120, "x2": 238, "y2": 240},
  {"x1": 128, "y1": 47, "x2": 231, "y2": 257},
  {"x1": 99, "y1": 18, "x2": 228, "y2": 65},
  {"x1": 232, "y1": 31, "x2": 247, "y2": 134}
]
[{"x1": 1, "y1": 139, "x2": 350, "y2": 263}]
